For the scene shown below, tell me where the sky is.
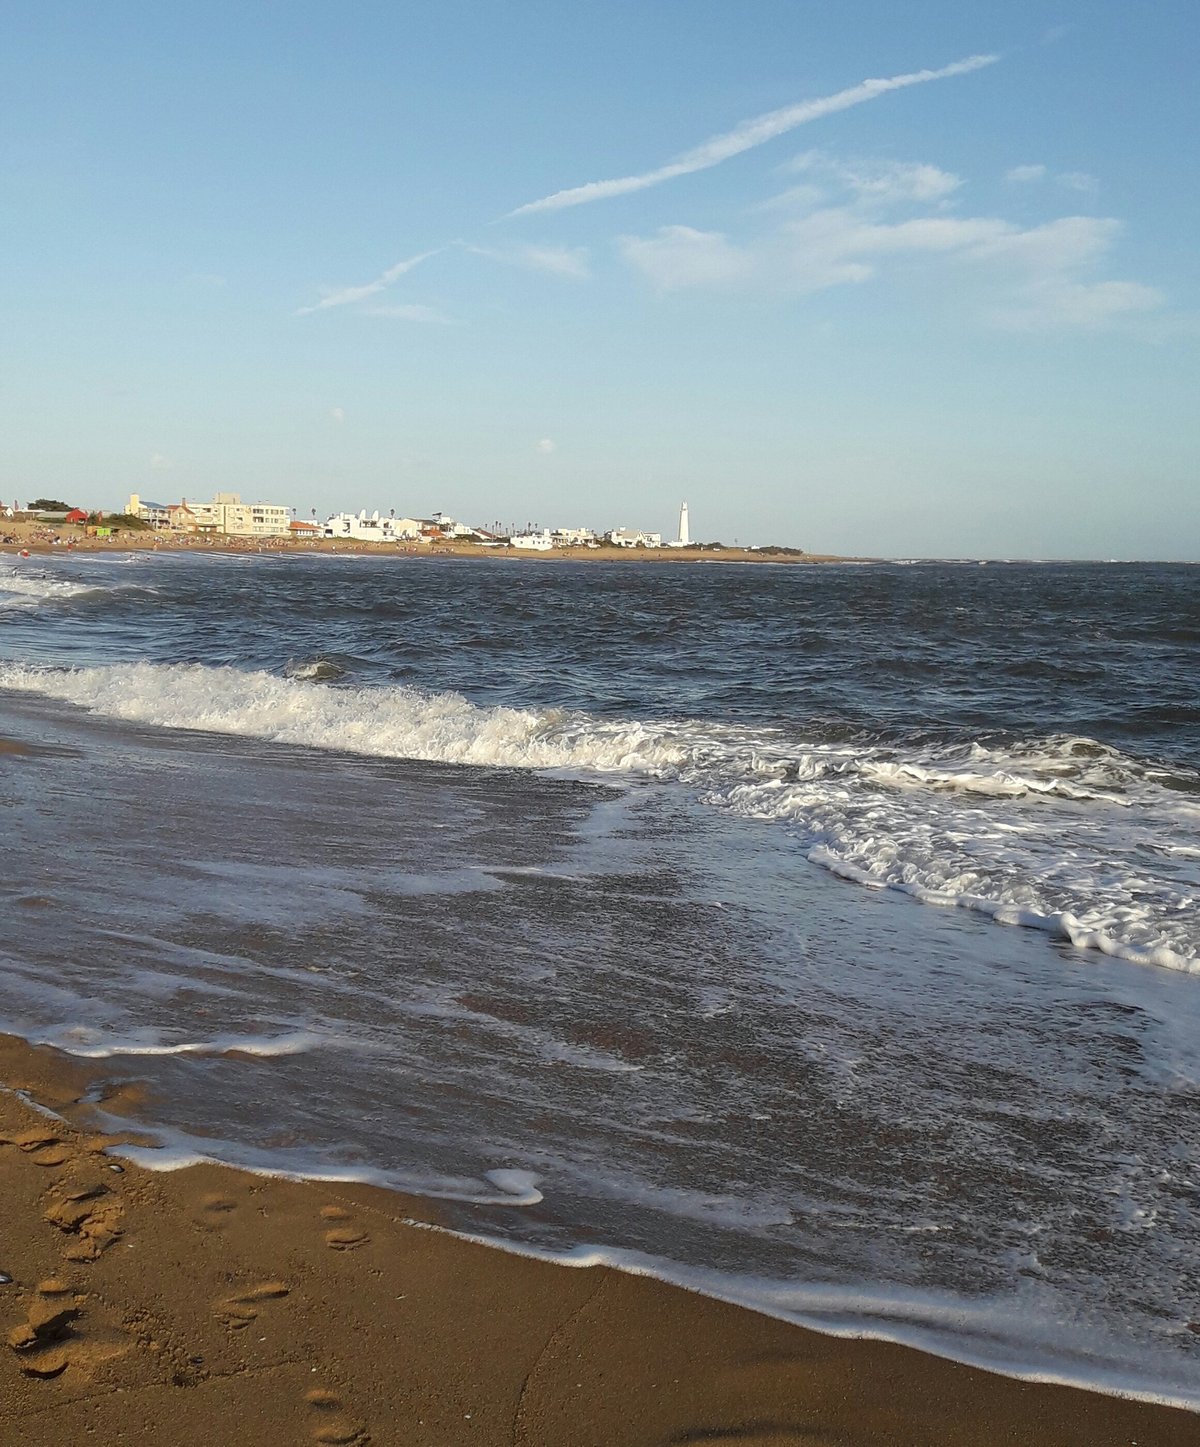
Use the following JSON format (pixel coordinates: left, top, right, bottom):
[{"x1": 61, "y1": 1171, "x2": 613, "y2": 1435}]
[{"x1": 2, "y1": 1, "x2": 1197, "y2": 558}]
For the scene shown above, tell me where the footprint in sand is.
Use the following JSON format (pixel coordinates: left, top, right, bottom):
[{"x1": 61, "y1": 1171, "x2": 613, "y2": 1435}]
[
  {"x1": 10, "y1": 1127, "x2": 59, "y2": 1152},
  {"x1": 7, "y1": 1298, "x2": 78, "y2": 1378},
  {"x1": 6, "y1": 1128, "x2": 69, "y2": 1169},
  {"x1": 305, "y1": 1387, "x2": 371, "y2": 1444},
  {"x1": 29, "y1": 1146, "x2": 70, "y2": 1168},
  {"x1": 193, "y1": 1192, "x2": 238, "y2": 1230},
  {"x1": 6, "y1": 1281, "x2": 132, "y2": 1380},
  {"x1": 43, "y1": 1178, "x2": 124, "y2": 1261},
  {"x1": 213, "y1": 1281, "x2": 289, "y2": 1332},
  {"x1": 320, "y1": 1205, "x2": 370, "y2": 1252}
]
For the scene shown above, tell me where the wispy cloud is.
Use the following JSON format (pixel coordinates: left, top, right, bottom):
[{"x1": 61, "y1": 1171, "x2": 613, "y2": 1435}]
[
  {"x1": 467, "y1": 242, "x2": 591, "y2": 279},
  {"x1": 787, "y1": 151, "x2": 961, "y2": 205},
  {"x1": 508, "y1": 54, "x2": 998, "y2": 216},
  {"x1": 989, "y1": 278, "x2": 1162, "y2": 332},
  {"x1": 360, "y1": 302, "x2": 459, "y2": 324},
  {"x1": 330, "y1": 406, "x2": 346, "y2": 424},
  {"x1": 619, "y1": 158, "x2": 1163, "y2": 333},
  {"x1": 1006, "y1": 164, "x2": 1098, "y2": 195},
  {"x1": 296, "y1": 248, "x2": 442, "y2": 315},
  {"x1": 535, "y1": 438, "x2": 557, "y2": 454}
]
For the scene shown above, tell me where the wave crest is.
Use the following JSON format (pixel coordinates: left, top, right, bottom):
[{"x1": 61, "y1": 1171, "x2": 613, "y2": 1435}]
[{"x1": 1, "y1": 659, "x2": 1196, "y2": 973}]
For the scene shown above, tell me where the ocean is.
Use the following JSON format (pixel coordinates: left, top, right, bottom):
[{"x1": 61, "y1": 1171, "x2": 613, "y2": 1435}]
[{"x1": 2, "y1": 551, "x2": 1198, "y2": 1407}]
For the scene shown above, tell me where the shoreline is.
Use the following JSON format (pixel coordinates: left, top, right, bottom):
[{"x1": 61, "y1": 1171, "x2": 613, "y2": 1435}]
[
  {"x1": 2, "y1": 1033, "x2": 1197, "y2": 1444},
  {"x1": 0, "y1": 520, "x2": 857, "y2": 565}
]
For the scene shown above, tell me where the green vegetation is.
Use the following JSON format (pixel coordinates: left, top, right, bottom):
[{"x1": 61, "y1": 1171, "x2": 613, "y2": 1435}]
[
  {"x1": 29, "y1": 497, "x2": 74, "y2": 511},
  {"x1": 87, "y1": 512, "x2": 151, "y2": 529}
]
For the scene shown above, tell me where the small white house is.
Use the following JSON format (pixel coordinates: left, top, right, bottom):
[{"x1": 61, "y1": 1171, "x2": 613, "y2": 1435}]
[
  {"x1": 607, "y1": 528, "x2": 662, "y2": 549},
  {"x1": 511, "y1": 531, "x2": 555, "y2": 550},
  {"x1": 323, "y1": 511, "x2": 423, "y2": 542}
]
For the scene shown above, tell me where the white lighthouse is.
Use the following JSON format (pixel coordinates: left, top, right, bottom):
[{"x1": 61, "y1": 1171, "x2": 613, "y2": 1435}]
[{"x1": 677, "y1": 501, "x2": 690, "y2": 548}]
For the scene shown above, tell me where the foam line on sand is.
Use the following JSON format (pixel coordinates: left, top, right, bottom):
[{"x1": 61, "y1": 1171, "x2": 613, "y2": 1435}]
[{"x1": 1, "y1": 1034, "x2": 1197, "y2": 1446}]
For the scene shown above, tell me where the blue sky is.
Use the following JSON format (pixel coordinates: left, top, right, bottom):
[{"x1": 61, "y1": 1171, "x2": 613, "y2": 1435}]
[{"x1": 2, "y1": 1, "x2": 1197, "y2": 557}]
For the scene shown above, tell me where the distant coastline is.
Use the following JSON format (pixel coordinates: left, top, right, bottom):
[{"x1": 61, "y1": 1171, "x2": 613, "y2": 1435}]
[{"x1": 0, "y1": 521, "x2": 859, "y2": 565}]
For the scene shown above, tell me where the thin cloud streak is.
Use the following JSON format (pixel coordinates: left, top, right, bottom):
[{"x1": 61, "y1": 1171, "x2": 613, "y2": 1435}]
[
  {"x1": 362, "y1": 302, "x2": 460, "y2": 324},
  {"x1": 466, "y1": 242, "x2": 592, "y2": 279},
  {"x1": 508, "y1": 54, "x2": 998, "y2": 217},
  {"x1": 296, "y1": 248, "x2": 442, "y2": 315}
]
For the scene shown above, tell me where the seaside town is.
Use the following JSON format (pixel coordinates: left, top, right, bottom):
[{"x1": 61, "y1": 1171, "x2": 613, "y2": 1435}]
[
  {"x1": 0, "y1": 491, "x2": 695, "y2": 550},
  {"x1": 1, "y1": 492, "x2": 810, "y2": 556}
]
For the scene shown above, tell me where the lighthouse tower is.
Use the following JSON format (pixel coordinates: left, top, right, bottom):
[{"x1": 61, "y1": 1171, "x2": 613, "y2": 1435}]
[{"x1": 677, "y1": 501, "x2": 690, "y2": 547}]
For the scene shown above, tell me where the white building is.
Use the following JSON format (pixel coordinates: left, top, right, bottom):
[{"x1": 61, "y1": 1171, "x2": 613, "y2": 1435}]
[
  {"x1": 607, "y1": 528, "x2": 662, "y2": 549},
  {"x1": 430, "y1": 513, "x2": 483, "y2": 539},
  {"x1": 668, "y1": 502, "x2": 691, "y2": 548},
  {"x1": 509, "y1": 527, "x2": 599, "y2": 549},
  {"x1": 323, "y1": 511, "x2": 425, "y2": 542}
]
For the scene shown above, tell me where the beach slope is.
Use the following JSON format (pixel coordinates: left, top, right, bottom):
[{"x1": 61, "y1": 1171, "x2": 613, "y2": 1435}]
[{"x1": 1, "y1": 1035, "x2": 1195, "y2": 1446}]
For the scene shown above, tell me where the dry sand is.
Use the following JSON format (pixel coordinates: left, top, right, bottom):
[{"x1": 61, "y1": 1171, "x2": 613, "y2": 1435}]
[
  {"x1": 0, "y1": 518, "x2": 847, "y2": 564},
  {"x1": 1, "y1": 1035, "x2": 1195, "y2": 1445}
]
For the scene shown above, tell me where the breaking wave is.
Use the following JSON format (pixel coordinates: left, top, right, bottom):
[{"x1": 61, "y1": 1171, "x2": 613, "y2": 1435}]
[
  {"x1": 0, "y1": 563, "x2": 150, "y2": 609},
  {"x1": 1, "y1": 659, "x2": 1197, "y2": 973},
  {"x1": 0, "y1": 565, "x2": 98, "y2": 606}
]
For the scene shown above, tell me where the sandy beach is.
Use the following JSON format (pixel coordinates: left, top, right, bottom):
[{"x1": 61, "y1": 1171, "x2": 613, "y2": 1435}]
[
  {"x1": 0, "y1": 518, "x2": 847, "y2": 565},
  {"x1": 4, "y1": 555, "x2": 1199, "y2": 1443},
  {"x1": 4, "y1": 1, "x2": 1195, "y2": 1437},
  {"x1": 1, "y1": 1034, "x2": 1195, "y2": 1446}
]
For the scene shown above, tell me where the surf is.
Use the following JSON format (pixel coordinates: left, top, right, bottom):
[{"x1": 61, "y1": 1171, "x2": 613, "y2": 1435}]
[{"x1": 2, "y1": 657, "x2": 1196, "y2": 973}]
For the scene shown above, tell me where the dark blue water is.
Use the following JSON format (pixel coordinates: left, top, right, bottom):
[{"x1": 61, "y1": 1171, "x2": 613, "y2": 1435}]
[
  {"x1": 2, "y1": 552, "x2": 1198, "y2": 1405},
  {"x1": 6, "y1": 555, "x2": 1199, "y2": 763}
]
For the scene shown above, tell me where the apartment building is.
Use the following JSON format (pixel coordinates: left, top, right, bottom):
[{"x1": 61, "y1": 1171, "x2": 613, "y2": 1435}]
[
  {"x1": 127, "y1": 492, "x2": 291, "y2": 536},
  {"x1": 189, "y1": 492, "x2": 291, "y2": 536}
]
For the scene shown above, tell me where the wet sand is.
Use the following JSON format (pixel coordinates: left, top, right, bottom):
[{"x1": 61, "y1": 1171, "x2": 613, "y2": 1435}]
[{"x1": 1, "y1": 1035, "x2": 1195, "y2": 1446}]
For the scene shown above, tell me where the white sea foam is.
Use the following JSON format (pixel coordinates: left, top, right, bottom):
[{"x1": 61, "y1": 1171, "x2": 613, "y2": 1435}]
[
  {"x1": 21, "y1": 1053, "x2": 1189, "y2": 1408},
  {"x1": 86, "y1": 1115, "x2": 546, "y2": 1205},
  {"x1": 31, "y1": 1025, "x2": 338, "y2": 1059},
  {"x1": 2, "y1": 659, "x2": 1196, "y2": 973},
  {"x1": 0, "y1": 566, "x2": 97, "y2": 606},
  {"x1": 0, "y1": 563, "x2": 148, "y2": 608},
  {"x1": 55, "y1": 1073, "x2": 1198, "y2": 1413}
]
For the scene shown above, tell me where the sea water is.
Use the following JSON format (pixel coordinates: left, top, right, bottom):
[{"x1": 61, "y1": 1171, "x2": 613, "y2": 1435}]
[{"x1": 1, "y1": 552, "x2": 1197, "y2": 1405}]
